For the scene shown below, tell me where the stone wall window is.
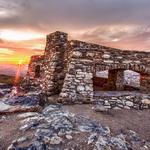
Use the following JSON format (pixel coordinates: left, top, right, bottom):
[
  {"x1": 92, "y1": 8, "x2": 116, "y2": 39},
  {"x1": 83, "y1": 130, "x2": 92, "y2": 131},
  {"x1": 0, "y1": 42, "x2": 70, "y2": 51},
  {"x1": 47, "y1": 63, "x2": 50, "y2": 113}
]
[
  {"x1": 93, "y1": 70, "x2": 108, "y2": 91},
  {"x1": 124, "y1": 70, "x2": 140, "y2": 90},
  {"x1": 35, "y1": 65, "x2": 41, "y2": 78},
  {"x1": 94, "y1": 70, "x2": 140, "y2": 91}
]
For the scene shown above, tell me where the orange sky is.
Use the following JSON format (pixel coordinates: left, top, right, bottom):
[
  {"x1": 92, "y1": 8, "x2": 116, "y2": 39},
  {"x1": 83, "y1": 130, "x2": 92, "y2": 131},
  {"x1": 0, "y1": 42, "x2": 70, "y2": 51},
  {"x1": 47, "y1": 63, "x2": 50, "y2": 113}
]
[
  {"x1": 0, "y1": 0, "x2": 150, "y2": 65},
  {"x1": 0, "y1": 27, "x2": 150, "y2": 65},
  {"x1": 0, "y1": 31, "x2": 45, "y2": 64}
]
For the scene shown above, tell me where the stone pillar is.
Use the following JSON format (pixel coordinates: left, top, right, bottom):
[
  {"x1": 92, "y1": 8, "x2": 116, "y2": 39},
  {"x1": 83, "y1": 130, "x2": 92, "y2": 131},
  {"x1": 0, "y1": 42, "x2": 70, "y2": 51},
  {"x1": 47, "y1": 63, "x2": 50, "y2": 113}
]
[
  {"x1": 59, "y1": 58, "x2": 94, "y2": 103},
  {"x1": 41, "y1": 31, "x2": 68, "y2": 95},
  {"x1": 25, "y1": 55, "x2": 44, "y2": 87},
  {"x1": 107, "y1": 70, "x2": 117, "y2": 90},
  {"x1": 107, "y1": 69, "x2": 124, "y2": 90},
  {"x1": 140, "y1": 73, "x2": 150, "y2": 91},
  {"x1": 116, "y1": 70, "x2": 124, "y2": 90}
]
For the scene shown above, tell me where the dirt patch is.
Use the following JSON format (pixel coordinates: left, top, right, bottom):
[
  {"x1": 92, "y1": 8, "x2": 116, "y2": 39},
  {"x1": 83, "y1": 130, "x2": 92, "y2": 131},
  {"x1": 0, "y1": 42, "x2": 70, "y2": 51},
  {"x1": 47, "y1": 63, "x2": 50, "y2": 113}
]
[
  {"x1": 0, "y1": 114, "x2": 34, "y2": 150},
  {"x1": 63, "y1": 104, "x2": 150, "y2": 140}
]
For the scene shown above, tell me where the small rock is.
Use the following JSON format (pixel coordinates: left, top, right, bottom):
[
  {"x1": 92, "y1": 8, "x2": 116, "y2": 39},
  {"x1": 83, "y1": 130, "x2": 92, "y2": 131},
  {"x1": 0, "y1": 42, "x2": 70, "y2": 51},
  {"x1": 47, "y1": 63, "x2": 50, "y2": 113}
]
[
  {"x1": 88, "y1": 133, "x2": 97, "y2": 145},
  {"x1": 66, "y1": 134, "x2": 73, "y2": 140},
  {"x1": 142, "y1": 99, "x2": 150, "y2": 105},
  {"x1": 92, "y1": 105, "x2": 108, "y2": 112},
  {"x1": 125, "y1": 101, "x2": 134, "y2": 107},
  {"x1": 43, "y1": 105, "x2": 61, "y2": 114},
  {"x1": 1, "y1": 116, "x2": 6, "y2": 120},
  {"x1": 73, "y1": 51, "x2": 82, "y2": 57},
  {"x1": 124, "y1": 106, "x2": 130, "y2": 109},
  {"x1": 113, "y1": 107, "x2": 121, "y2": 110},
  {"x1": 95, "y1": 135, "x2": 108, "y2": 150},
  {"x1": 7, "y1": 144, "x2": 15, "y2": 150},
  {"x1": 50, "y1": 135, "x2": 62, "y2": 145},
  {"x1": 111, "y1": 135, "x2": 128, "y2": 150},
  {"x1": 17, "y1": 112, "x2": 38, "y2": 119},
  {"x1": 102, "y1": 54, "x2": 110, "y2": 59},
  {"x1": 77, "y1": 85, "x2": 85, "y2": 92},
  {"x1": 17, "y1": 136, "x2": 28, "y2": 144}
]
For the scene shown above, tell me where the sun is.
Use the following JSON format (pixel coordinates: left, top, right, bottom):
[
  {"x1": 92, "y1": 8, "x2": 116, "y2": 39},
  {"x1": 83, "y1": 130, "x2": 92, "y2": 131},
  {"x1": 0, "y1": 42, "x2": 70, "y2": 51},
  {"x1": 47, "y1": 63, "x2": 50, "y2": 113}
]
[{"x1": 18, "y1": 59, "x2": 23, "y2": 65}]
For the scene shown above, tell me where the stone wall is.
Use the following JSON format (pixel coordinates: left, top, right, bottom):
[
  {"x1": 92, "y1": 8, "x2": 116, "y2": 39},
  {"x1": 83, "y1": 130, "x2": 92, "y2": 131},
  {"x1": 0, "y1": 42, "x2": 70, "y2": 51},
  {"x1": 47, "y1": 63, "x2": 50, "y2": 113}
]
[
  {"x1": 26, "y1": 55, "x2": 44, "y2": 87},
  {"x1": 26, "y1": 31, "x2": 150, "y2": 106},
  {"x1": 40, "y1": 31, "x2": 68, "y2": 95},
  {"x1": 59, "y1": 39, "x2": 150, "y2": 103},
  {"x1": 59, "y1": 58, "x2": 93, "y2": 103},
  {"x1": 94, "y1": 94, "x2": 150, "y2": 110}
]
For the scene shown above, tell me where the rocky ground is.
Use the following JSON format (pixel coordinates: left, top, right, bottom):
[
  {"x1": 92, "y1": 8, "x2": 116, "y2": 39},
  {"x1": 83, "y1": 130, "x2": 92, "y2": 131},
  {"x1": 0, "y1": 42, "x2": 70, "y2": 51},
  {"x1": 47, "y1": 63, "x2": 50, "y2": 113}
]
[
  {"x1": 0, "y1": 105, "x2": 150, "y2": 150},
  {"x1": 0, "y1": 85, "x2": 150, "y2": 150}
]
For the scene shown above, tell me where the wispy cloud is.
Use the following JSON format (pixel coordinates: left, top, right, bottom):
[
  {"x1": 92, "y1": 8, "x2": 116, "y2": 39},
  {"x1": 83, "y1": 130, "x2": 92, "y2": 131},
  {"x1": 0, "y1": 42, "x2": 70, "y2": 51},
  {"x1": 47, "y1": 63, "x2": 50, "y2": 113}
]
[
  {"x1": 0, "y1": 38, "x2": 4, "y2": 43},
  {"x1": 0, "y1": 48, "x2": 15, "y2": 55},
  {"x1": 0, "y1": 29, "x2": 44, "y2": 41},
  {"x1": 0, "y1": 0, "x2": 150, "y2": 31}
]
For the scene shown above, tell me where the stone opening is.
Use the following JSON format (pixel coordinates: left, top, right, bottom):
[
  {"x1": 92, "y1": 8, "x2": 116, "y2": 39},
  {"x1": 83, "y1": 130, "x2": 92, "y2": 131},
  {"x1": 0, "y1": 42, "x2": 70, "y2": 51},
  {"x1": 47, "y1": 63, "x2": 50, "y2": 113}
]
[
  {"x1": 124, "y1": 70, "x2": 140, "y2": 90},
  {"x1": 93, "y1": 71, "x2": 108, "y2": 91},
  {"x1": 35, "y1": 65, "x2": 41, "y2": 78},
  {"x1": 93, "y1": 69, "x2": 140, "y2": 91}
]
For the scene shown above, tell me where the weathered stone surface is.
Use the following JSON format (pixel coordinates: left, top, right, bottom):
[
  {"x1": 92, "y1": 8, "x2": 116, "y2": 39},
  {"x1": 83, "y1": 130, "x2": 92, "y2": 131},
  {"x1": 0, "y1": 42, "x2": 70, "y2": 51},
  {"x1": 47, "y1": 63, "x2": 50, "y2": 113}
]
[
  {"x1": 126, "y1": 101, "x2": 134, "y2": 107},
  {"x1": 0, "y1": 101, "x2": 41, "y2": 115},
  {"x1": 4, "y1": 94, "x2": 41, "y2": 106},
  {"x1": 142, "y1": 99, "x2": 150, "y2": 105},
  {"x1": 102, "y1": 54, "x2": 111, "y2": 59},
  {"x1": 9, "y1": 105, "x2": 150, "y2": 150},
  {"x1": 25, "y1": 31, "x2": 150, "y2": 105},
  {"x1": 92, "y1": 105, "x2": 109, "y2": 112},
  {"x1": 93, "y1": 92, "x2": 150, "y2": 110},
  {"x1": 77, "y1": 85, "x2": 85, "y2": 92},
  {"x1": 72, "y1": 51, "x2": 82, "y2": 57},
  {"x1": 50, "y1": 135, "x2": 62, "y2": 145},
  {"x1": 17, "y1": 112, "x2": 39, "y2": 119},
  {"x1": 0, "y1": 90, "x2": 44, "y2": 114}
]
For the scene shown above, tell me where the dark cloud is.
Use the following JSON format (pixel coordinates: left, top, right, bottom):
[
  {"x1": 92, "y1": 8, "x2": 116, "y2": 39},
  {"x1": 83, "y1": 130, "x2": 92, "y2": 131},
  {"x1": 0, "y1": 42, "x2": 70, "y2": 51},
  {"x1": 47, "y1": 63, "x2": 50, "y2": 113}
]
[
  {"x1": 1, "y1": 0, "x2": 150, "y2": 31},
  {"x1": 78, "y1": 26, "x2": 150, "y2": 50},
  {"x1": 0, "y1": 0, "x2": 150, "y2": 50}
]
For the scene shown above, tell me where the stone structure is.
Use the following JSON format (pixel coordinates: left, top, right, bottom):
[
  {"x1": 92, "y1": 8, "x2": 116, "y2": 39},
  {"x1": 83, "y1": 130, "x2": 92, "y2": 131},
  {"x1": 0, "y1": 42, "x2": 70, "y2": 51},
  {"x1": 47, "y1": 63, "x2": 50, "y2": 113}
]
[
  {"x1": 26, "y1": 31, "x2": 150, "y2": 105},
  {"x1": 26, "y1": 55, "x2": 44, "y2": 87},
  {"x1": 94, "y1": 93, "x2": 150, "y2": 110}
]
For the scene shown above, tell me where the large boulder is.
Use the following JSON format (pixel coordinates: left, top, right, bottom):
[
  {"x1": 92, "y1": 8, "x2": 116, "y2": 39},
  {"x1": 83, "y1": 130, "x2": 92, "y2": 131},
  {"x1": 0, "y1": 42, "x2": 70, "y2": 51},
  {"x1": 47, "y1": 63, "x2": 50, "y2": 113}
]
[
  {"x1": 5, "y1": 95, "x2": 40, "y2": 106},
  {"x1": 0, "y1": 92, "x2": 45, "y2": 114}
]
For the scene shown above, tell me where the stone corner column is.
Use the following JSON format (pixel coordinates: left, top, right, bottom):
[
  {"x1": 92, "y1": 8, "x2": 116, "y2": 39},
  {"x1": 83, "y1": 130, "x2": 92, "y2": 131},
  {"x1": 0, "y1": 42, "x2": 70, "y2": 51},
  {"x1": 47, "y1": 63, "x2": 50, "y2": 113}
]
[
  {"x1": 107, "y1": 69, "x2": 124, "y2": 91},
  {"x1": 41, "y1": 31, "x2": 68, "y2": 96},
  {"x1": 116, "y1": 70, "x2": 124, "y2": 91},
  {"x1": 59, "y1": 59, "x2": 94, "y2": 104}
]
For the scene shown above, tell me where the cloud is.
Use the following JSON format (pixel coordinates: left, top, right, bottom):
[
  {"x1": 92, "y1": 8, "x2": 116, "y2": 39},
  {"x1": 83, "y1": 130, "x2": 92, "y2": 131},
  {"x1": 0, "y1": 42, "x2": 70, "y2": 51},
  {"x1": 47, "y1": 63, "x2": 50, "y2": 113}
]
[
  {"x1": 0, "y1": 38, "x2": 4, "y2": 43},
  {"x1": 77, "y1": 25, "x2": 150, "y2": 50},
  {"x1": 0, "y1": 48, "x2": 15, "y2": 55},
  {"x1": 0, "y1": 0, "x2": 150, "y2": 32},
  {"x1": 0, "y1": 0, "x2": 150, "y2": 52},
  {"x1": 0, "y1": 37, "x2": 45, "y2": 65},
  {"x1": 0, "y1": 30, "x2": 44, "y2": 41}
]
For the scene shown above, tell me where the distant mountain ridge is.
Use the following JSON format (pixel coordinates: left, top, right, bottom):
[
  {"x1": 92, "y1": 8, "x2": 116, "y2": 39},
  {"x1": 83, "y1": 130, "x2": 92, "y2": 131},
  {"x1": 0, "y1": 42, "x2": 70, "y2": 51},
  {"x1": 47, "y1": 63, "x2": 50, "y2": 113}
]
[{"x1": 0, "y1": 64, "x2": 28, "y2": 77}]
